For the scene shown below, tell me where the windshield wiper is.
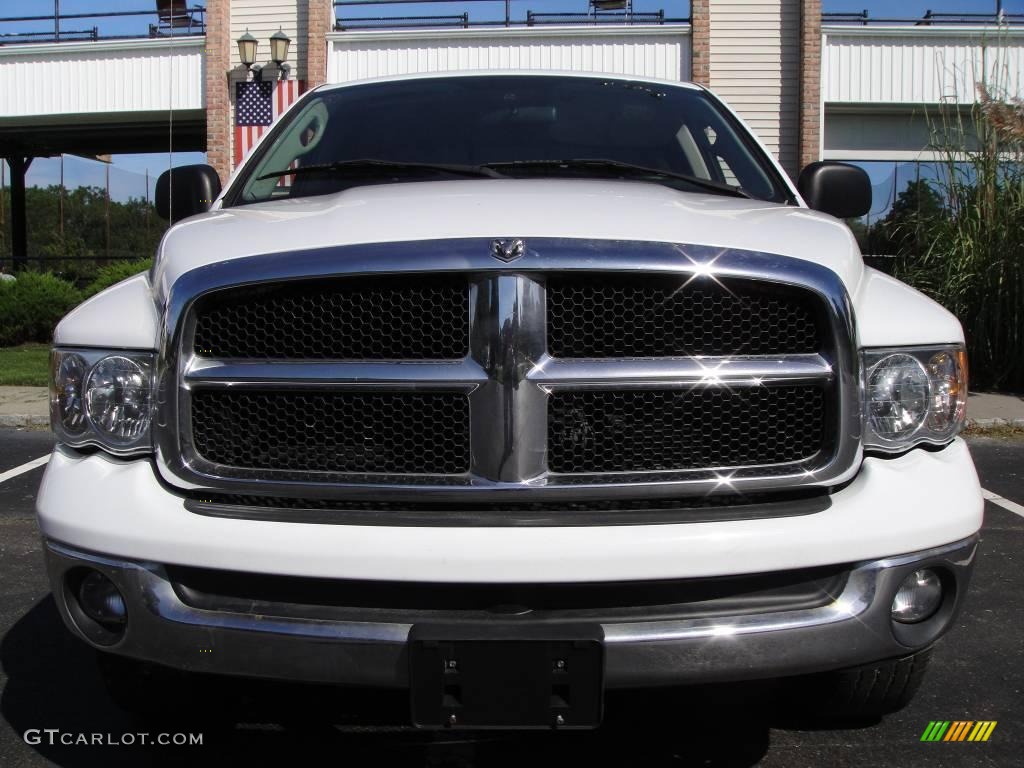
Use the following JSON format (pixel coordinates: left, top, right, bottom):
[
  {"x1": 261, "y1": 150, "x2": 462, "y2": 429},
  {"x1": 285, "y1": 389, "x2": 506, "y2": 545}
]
[
  {"x1": 256, "y1": 157, "x2": 750, "y2": 199},
  {"x1": 481, "y1": 159, "x2": 750, "y2": 199},
  {"x1": 256, "y1": 159, "x2": 505, "y2": 182}
]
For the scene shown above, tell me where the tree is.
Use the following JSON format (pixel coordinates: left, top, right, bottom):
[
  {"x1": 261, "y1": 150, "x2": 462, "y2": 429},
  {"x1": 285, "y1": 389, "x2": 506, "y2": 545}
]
[{"x1": 2, "y1": 184, "x2": 165, "y2": 282}]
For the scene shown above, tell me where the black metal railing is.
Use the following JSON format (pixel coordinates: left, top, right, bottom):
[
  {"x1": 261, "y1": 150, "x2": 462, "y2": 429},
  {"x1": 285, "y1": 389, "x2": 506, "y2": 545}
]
[
  {"x1": 527, "y1": 10, "x2": 666, "y2": 25},
  {"x1": 7, "y1": 2, "x2": 1021, "y2": 42},
  {"x1": 337, "y1": 13, "x2": 470, "y2": 30},
  {"x1": 334, "y1": 0, "x2": 687, "y2": 30},
  {"x1": 0, "y1": 4, "x2": 206, "y2": 46},
  {"x1": 330, "y1": 2, "x2": 1024, "y2": 32},
  {"x1": 0, "y1": 28, "x2": 100, "y2": 43},
  {"x1": 824, "y1": 10, "x2": 1024, "y2": 26}
]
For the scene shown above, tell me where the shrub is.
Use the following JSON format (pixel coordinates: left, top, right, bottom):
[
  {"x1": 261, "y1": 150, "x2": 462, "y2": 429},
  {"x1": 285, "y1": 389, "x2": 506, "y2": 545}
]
[
  {"x1": 54, "y1": 258, "x2": 103, "y2": 289},
  {"x1": 83, "y1": 258, "x2": 153, "y2": 299},
  {"x1": 0, "y1": 272, "x2": 83, "y2": 347}
]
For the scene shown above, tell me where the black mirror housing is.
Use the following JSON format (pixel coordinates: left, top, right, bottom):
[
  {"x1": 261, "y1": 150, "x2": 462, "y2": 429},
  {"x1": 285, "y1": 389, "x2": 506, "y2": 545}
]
[
  {"x1": 797, "y1": 161, "x2": 871, "y2": 219},
  {"x1": 155, "y1": 164, "x2": 222, "y2": 222}
]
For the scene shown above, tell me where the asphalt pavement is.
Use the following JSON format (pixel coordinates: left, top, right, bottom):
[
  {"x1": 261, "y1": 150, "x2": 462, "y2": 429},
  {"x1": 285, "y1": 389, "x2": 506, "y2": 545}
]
[{"x1": 0, "y1": 428, "x2": 1021, "y2": 767}]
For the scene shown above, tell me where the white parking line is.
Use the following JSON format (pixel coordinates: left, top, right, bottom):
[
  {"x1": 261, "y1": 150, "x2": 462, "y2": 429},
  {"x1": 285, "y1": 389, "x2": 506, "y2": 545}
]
[
  {"x1": 982, "y1": 488, "x2": 1024, "y2": 519},
  {"x1": 0, "y1": 454, "x2": 50, "y2": 485}
]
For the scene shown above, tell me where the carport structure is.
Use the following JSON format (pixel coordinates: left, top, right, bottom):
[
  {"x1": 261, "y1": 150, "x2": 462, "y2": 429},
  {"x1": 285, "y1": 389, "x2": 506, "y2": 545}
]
[{"x1": 0, "y1": 6, "x2": 206, "y2": 270}]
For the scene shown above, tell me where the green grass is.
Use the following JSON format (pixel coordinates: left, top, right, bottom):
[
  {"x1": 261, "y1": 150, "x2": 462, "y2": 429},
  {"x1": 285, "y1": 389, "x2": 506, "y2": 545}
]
[{"x1": 0, "y1": 344, "x2": 50, "y2": 387}]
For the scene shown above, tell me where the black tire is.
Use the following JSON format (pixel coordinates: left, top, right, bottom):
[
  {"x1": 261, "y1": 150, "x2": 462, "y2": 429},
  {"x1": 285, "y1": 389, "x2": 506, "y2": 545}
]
[
  {"x1": 794, "y1": 647, "x2": 933, "y2": 720},
  {"x1": 96, "y1": 652, "x2": 231, "y2": 724}
]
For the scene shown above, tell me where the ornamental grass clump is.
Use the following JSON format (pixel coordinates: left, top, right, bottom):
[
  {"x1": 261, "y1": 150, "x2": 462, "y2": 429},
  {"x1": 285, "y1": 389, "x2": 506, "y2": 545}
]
[{"x1": 892, "y1": 79, "x2": 1024, "y2": 391}]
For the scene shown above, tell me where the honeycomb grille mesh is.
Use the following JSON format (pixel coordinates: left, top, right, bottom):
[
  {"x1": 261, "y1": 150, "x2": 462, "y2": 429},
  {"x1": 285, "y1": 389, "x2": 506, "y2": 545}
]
[
  {"x1": 191, "y1": 391, "x2": 470, "y2": 474},
  {"x1": 547, "y1": 275, "x2": 821, "y2": 358},
  {"x1": 193, "y1": 276, "x2": 468, "y2": 360},
  {"x1": 548, "y1": 387, "x2": 826, "y2": 473}
]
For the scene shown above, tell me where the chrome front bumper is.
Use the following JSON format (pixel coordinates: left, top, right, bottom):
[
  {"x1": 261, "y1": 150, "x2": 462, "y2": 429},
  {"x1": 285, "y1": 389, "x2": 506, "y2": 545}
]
[{"x1": 45, "y1": 536, "x2": 978, "y2": 689}]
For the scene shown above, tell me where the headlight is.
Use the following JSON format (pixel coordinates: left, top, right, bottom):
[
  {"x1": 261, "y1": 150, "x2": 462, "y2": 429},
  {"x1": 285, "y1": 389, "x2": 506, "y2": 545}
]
[
  {"x1": 863, "y1": 346, "x2": 967, "y2": 452},
  {"x1": 50, "y1": 349, "x2": 156, "y2": 455},
  {"x1": 51, "y1": 352, "x2": 88, "y2": 436}
]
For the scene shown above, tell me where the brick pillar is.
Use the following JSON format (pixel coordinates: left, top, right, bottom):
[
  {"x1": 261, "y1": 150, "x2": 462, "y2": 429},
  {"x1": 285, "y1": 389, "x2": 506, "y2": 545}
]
[
  {"x1": 204, "y1": 0, "x2": 232, "y2": 185},
  {"x1": 799, "y1": 0, "x2": 822, "y2": 170},
  {"x1": 690, "y1": 0, "x2": 710, "y2": 86},
  {"x1": 305, "y1": 0, "x2": 333, "y2": 88}
]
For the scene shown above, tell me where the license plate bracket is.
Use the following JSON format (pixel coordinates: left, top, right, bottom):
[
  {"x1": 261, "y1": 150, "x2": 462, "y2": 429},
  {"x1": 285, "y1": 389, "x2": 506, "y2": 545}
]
[{"x1": 409, "y1": 624, "x2": 604, "y2": 729}]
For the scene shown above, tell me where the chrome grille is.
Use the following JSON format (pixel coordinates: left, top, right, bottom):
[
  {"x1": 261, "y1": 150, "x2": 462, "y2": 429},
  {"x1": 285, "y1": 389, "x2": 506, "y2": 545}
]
[{"x1": 159, "y1": 239, "x2": 861, "y2": 504}]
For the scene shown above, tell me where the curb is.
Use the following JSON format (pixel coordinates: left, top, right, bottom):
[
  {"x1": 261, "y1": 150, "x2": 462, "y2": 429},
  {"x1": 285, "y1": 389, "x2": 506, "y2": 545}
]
[
  {"x1": 0, "y1": 415, "x2": 49, "y2": 428},
  {"x1": 966, "y1": 417, "x2": 1024, "y2": 430}
]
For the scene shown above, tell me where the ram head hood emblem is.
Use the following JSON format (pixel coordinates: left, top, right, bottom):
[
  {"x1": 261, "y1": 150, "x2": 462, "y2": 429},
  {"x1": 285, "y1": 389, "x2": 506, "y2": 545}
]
[{"x1": 490, "y1": 239, "x2": 526, "y2": 263}]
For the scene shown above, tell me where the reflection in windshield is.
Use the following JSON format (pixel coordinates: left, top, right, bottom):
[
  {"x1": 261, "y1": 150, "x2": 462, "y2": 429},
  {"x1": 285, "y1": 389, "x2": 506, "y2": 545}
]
[{"x1": 843, "y1": 159, "x2": 983, "y2": 258}]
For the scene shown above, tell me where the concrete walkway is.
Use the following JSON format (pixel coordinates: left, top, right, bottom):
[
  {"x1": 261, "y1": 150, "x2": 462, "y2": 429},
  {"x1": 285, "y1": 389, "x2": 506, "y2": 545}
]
[
  {"x1": 2, "y1": 385, "x2": 1022, "y2": 430},
  {"x1": 0, "y1": 387, "x2": 48, "y2": 427},
  {"x1": 967, "y1": 392, "x2": 1024, "y2": 427}
]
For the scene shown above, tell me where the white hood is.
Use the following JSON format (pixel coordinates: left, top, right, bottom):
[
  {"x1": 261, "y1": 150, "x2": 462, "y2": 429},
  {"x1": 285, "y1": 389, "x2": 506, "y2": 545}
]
[
  {"x1": 153, "y1": 178, "x2": 864, "y2": 297},
  {"x1": 57, "y1": 178, "x2": 966, "y2": 351}
]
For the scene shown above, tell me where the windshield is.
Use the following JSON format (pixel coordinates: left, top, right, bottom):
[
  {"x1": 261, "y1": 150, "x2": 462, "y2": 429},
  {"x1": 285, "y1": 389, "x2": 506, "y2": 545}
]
[{"x1": 229, "y1": 75, "x2": 791, "y2": 206}]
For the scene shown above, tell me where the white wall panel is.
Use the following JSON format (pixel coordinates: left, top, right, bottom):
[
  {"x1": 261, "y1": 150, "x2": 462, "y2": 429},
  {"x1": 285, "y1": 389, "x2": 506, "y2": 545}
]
[
  {"x1": 708, "y1": 0, "x2": 800, "y2": 177},
  {"x1": 0, "y1": 38, "x2": 204, "y2": 118},
  {"x1": 823, "y1": 26, "x2": 1024, "y2": 104},
  {"x1": 231, "y1": 0, "x2": 307, "y2": 80},
  {"x1": 326, "y1": 26, "x2": 692, "y2": 85}
]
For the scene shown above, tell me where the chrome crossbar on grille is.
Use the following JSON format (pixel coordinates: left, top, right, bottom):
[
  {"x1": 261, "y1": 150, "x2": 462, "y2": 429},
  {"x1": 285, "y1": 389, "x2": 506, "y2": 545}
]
[{"x1": 155, "y1": 239, "x2": 862, "y2": 502}]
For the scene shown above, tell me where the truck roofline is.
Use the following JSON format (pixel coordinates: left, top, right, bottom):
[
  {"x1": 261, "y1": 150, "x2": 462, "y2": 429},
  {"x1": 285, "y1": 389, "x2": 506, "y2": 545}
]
[{"x1": 313, "y1": 69, "x2": 706, "y2": 93}]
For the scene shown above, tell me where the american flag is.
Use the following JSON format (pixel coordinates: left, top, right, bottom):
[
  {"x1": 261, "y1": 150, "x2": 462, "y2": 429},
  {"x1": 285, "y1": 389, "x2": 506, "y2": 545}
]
[{"x1": 234, "y1": 79, "x2": 305, "y2": 168}]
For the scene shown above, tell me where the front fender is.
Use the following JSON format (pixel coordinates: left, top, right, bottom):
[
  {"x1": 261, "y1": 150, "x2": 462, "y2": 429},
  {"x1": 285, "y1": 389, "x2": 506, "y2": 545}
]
[{"x1": 54, "y1": 273, "x2": 159, "y2": 349}]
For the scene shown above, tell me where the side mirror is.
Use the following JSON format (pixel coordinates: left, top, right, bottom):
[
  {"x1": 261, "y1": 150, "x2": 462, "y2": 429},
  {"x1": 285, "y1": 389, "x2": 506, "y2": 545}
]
[
  {"x1": 797, "y1": 161, "x2": 871, "y2": 219},
  {"x1": 155, "y1": 164, "x2": 222, "y2": 222}
]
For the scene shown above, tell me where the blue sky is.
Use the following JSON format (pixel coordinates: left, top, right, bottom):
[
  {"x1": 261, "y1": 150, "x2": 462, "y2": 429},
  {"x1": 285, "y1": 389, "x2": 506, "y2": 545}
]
[
  {"x1": 2, "y1": 0, "x2": 1022, "y2": 187},
  {"x1": 5, "y1": 1, "x2": 1021, "y2": 38}
]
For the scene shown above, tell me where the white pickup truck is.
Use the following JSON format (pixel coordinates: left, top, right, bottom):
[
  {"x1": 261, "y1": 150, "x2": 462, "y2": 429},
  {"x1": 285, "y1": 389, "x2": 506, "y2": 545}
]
[{"x1": 39, "y1": 71, "x2": 982, "y2": 728}]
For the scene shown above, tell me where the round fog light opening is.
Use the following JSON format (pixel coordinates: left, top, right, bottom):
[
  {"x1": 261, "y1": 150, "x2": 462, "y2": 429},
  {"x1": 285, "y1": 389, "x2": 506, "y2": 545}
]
[
  {"x1": 891, "y1": 569, "x2": 943, "y2": 624},
  {"x1": 78, "y1": 570, "x2": 127, "y2": 628}
]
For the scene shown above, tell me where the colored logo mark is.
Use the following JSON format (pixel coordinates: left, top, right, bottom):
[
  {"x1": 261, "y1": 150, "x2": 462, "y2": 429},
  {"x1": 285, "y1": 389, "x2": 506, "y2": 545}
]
[{"x1": 921, "y1": 721, "x2": 997, "y2": 742}]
